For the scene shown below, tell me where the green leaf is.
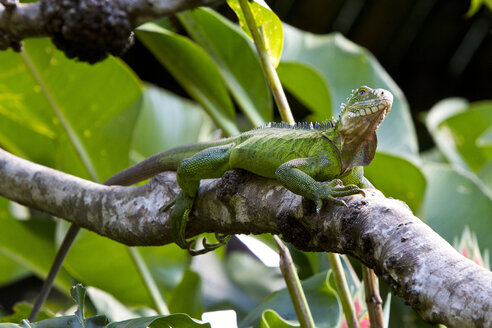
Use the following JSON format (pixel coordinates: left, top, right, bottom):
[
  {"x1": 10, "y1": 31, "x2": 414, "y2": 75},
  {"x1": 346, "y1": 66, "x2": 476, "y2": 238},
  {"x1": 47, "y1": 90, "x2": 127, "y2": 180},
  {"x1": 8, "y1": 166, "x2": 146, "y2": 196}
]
[
  {"x1": 71, "y1": 284, "x2": 87, "y2": 328},
  {"x1": 364, "y1": 152, "x2": 426, "y2": 213},
  {"x1": 281, "y1": 25, "x2": 418, "y2": 160},
  {"x1": 0, "y1": 254, "x2": 28, "y2": 286},
  {"x1": 276, "y1": 62, "x2": 333, "y2": 121},
  {"x1": 23, "y1": 314, "x2": 107, "y2": 328},
  {"x1": 106, "y1": 314, "x2": 211, "y2": 328},
  {"x1": 131, "y1": 85, "x2": 214, "y2": 159},
  {"x1": 168, "y1": 269, "x2": 203, "y2": 318},
  {"x1": 259, "y1": 310, "x2": 299, "y2": 328},
  {"x1": 0, "y1": 38, "x2": 142, "y2": 181},
  {"x1": 239, "y1": 271, "x2": 339, "y2": 328},
  {"x1": 426, "y1": 99, "x2": 492, "y2": 173},
  {"x1": 61, "y1": 229, "x2": 154, "y2": 306},
  {"x1": 422, "y1": 164, "x2": 492, "y2": 258},
  {"x1": 227, "y1": 0, "x2": 283, "y2": 68},
  {"x1": 86, "y1": 287, "x2": 142, "y2": 322},
  {"x1": 136, "y1": 23, "x2": 239, "y2": 136},
  {"x1": 0, "y1": 303, "x2": 53, "y2": 324},
  {"x1": 225, "y1": 252, "x2": 284, "y2": 304},
  {"x1": 0, "y1": 199, "x2": 72, "y2": 291},
  {"x1": 178, "y1": 8, "x2": 272, "y2": 126}
]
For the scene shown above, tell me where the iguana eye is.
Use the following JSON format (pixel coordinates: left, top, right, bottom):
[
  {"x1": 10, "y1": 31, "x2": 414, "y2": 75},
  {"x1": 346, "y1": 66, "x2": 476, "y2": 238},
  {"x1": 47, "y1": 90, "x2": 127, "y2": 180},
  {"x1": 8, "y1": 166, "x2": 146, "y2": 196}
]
[{"x1": 358, "y1": 89, "x2": 367, "y2": 96}]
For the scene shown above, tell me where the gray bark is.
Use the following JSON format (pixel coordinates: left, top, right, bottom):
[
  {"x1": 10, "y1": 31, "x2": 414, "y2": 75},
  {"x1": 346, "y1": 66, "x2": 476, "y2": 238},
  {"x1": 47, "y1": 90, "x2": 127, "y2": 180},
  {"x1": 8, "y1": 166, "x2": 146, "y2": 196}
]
[{"x1": 0, "y1": 147, "x2": 491, "y2": 327}]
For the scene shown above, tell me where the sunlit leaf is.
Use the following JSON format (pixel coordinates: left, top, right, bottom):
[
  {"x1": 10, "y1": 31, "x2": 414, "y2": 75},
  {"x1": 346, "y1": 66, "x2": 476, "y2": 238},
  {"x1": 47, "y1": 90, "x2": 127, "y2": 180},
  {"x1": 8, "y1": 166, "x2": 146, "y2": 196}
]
[
  {"x1": 259, "y1": 310, "x2": 299, "y2": 328},
  {"x1": 0, "y1": 38, "x2": 142, "y2": 181},
  {"x1": 227, "y1": 0, "x2": 283, "y2": 67}
]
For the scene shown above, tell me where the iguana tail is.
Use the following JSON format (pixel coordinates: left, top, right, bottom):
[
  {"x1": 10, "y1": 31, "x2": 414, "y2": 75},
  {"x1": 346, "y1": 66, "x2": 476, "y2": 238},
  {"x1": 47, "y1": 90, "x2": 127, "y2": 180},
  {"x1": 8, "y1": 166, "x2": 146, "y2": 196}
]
[{"x1": 104, "y1": 137, "x2": 236, "y2": 186}]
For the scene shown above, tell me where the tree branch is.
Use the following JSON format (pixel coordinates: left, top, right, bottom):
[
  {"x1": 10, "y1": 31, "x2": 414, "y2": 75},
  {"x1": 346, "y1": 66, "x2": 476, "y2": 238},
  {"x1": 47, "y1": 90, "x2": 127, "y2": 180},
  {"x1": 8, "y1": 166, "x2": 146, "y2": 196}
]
[
  {"x1": 0, "y1": 0, "x2": 222, "y2": 62},
  {"x1": 0, "y1": 148, "x2": 491, "y2": 327}
]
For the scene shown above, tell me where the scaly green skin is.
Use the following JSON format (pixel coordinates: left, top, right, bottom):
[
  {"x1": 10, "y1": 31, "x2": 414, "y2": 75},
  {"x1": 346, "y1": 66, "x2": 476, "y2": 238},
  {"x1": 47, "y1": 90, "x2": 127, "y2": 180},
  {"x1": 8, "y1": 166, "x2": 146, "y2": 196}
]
[{"x1": 106, "y1": 86, "x2": 393, "y2": 254}]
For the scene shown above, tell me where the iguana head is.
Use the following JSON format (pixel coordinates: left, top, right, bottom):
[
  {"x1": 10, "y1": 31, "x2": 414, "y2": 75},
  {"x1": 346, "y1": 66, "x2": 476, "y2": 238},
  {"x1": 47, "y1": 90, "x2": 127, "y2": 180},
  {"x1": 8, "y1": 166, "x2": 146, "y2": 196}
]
[{"x1": 337, "y1": 86, "x2": 393, "y2": 170}]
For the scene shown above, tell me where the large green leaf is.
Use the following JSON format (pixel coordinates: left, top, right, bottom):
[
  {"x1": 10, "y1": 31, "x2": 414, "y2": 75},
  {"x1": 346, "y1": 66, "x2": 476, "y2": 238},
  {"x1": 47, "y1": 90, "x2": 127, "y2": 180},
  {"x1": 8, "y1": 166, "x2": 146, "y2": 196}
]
[
  {"x1": 259, "y1": 310, "x2": 299, "y2": 328},
  {"x1": 227, "y1": 0, "x2": 283, "y2": 68},
  {"x1": 107, "y1": 314, "x2": 211, "y2": 328},
  {"x1": 422, "y1": 164, "x2": 492, "y2": 260},
  {"x1": 168, "y1": 269, "x2": 203, "y2": 318},
  {"x1": 136, "y1": 23, "x2": 239, "y2": 136},
  {"x1": 0, "y1": 252, "x2": 28, "y2": 286},
  {"x1": 364, "y1": 152, "x2": 426, "y2": 213},
  {"x1": 281, "y1": 24, "x2": 417, "y2": 160},
  {"x1": 0, "y1": 38, "x2": 142, "y2": 181},
  {"x1": 239, "y1": 271, "x2": 339, "y2": 328},
  {"x1": 0, "y1": 199, "x2": 72, "y2": 290},
  {"x1": 426, "y1": 98, "x2": 492, "y2": 173},
  {"x1": 178, "y1": 8, "x2": 272, "y2": 126},
  {"x1": 131, "y1": 85, "x2": 213, "y2": 159},
  {"x1": 276, "y1": 62, "x2": 333, "y2": 121}
]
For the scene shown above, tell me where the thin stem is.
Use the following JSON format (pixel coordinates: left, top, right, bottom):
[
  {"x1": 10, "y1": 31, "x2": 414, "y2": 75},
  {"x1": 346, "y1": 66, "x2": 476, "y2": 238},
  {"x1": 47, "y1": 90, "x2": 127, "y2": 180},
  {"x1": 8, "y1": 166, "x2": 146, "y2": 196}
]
[
  {"x1": 362, "y1": 265, "x2": 384, "y2": 328},
  {"x1": 238, "y1": 0, "x2": 295, "y2": 124},
  {"x1": 274, "y1": 236, "x2": 315, "y2": 328},
  {"x1": 128, "y1": 247, "x2": 170, "y2": 315},
  {"x1": 28, "y1": 224, "x2": 80, "y2": 322},
  {"x1": 327, "y1": 253, "x2": 360, "y2": 328}
]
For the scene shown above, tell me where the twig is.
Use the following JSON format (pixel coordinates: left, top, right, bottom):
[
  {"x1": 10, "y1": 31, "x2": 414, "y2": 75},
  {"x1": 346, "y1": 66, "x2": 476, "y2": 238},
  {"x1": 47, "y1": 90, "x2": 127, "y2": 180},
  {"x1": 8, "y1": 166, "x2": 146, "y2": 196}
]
[
  {"x1": 328, "y1": 253, "x2": 360, "y2": 328},
  {"x1": 274, "y1": 236, "x2": 315, "y2": 328},
  {"x1": 237, "y1": 0, "x2": 295, "y2": 124},
  {"x1": 362, "y1": 265, "x2": 384, "y2": 328}
]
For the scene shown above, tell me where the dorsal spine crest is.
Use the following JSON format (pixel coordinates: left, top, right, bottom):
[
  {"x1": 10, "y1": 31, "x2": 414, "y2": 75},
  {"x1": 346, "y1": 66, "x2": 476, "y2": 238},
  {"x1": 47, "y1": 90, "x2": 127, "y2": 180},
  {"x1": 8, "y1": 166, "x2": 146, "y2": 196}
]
[{"x1": 257, "y1": 118, "x2": 336, "y2": 131}]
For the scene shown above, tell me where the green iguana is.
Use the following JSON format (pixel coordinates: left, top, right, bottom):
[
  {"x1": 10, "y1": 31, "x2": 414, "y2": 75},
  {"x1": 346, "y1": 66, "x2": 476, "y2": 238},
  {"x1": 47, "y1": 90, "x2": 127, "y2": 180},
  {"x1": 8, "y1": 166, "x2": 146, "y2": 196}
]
[
  {"x1": 104, "y1": 85, "x2": 393, "y2": 254},
  {"x1": 30, "y1": 86, "x2": 392, "y2": 319}
]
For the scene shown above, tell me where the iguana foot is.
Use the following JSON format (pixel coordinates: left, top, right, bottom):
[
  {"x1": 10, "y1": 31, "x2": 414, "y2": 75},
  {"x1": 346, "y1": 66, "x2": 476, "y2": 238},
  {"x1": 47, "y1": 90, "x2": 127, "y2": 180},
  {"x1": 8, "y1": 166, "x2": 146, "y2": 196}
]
[
  {"x1": 315, "y1": 179, "x2": 365, "y2": 213},
  {"x1": 171, "y1": 192, "x2": 230, "y2": 255},
  {"x1": 187, "y1": 233, "x2": 231, "y2": 256}
]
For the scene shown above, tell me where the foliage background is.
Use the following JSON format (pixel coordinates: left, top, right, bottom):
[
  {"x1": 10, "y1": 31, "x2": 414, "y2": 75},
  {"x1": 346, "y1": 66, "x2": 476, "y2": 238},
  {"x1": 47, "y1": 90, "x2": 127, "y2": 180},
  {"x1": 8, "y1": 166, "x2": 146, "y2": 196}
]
[{"x1": 0, "y1": 0, "x2": 491, "y2": 327}]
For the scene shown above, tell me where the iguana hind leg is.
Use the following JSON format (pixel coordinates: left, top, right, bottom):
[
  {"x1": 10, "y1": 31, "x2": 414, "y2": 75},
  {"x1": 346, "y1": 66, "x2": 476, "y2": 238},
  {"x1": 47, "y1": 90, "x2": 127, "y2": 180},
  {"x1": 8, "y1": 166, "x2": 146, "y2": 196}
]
[{"x1": 171, "y1": 143, "x2": 234, "y2": 254}]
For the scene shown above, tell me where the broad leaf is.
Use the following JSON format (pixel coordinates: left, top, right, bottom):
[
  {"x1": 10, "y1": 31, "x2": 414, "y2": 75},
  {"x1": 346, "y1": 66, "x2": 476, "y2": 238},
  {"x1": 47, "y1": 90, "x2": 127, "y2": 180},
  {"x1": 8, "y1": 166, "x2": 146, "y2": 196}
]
[
  {"x1": 131, "y1": 85, "x2": 213, "y2": 159},
  {"x1": 259, "y1": 310, "x2": 299, "y2": 328},
  {"x1": 364, "y1": 152, "x2": 426, "y2": 213},
  {"x1": 239, "y1": 271, "x2": 339, "y2": 328},
  {"x1": 426, "y1": 98, "x2": 492, "y2": 173},
  {"x1": 277, "y1": 62, "x2": 333, "y2": 121},
  {"x1": 0, "y1": 199, "x2": 72, "y2": 291},
  {"x1": 136, "y1": 23, "x2": 239, "y2": 136},
  {"x1": 178, "y1": 8, "x2": 272, "y2": 126},
  {"x1": 168, "y1": 269, "x2": 203, "y2": 318},
  {"x1": 422, "y1": 164, "x2": 492, "y2": 259},
  {"x1": 227, "y1": 0, "x2": 283, "y2": 67},
  {"x1": 0, "y1": 38, "x2": 142, "y2": 181}
]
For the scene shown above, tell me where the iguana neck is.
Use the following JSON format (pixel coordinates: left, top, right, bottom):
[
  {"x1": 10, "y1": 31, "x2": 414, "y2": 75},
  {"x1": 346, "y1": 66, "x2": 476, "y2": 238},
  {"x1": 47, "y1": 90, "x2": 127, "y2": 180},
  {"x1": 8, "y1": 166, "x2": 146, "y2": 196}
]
[{"x1": 333, "y1": 120, "x2": 378, "y2": 173}]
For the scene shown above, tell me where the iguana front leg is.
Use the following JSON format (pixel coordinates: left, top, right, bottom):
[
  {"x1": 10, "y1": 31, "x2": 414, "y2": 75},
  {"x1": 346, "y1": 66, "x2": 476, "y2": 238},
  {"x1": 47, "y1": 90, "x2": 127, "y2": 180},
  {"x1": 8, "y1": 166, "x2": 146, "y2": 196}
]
[
  {"x1": 170, "y1": 143, "x2": 235, "y2": 254},
  {"x1": 276, "y1": 158, "x2": 364, "y2": 212}
]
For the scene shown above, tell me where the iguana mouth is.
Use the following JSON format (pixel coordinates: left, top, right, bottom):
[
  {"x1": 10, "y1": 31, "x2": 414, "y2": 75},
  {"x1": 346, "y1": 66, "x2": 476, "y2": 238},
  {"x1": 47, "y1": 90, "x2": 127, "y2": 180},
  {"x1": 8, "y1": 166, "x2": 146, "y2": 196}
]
[{"x1": 343, "y1": 89, "x2": 393, "y2": 131}]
